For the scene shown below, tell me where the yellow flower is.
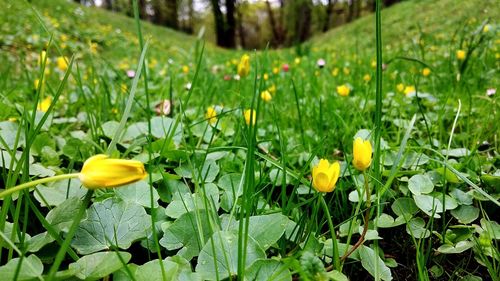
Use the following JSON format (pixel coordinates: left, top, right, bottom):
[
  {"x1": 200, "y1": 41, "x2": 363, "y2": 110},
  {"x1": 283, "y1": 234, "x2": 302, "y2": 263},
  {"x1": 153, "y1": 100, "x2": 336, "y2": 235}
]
[
  {"x1": 37, "y1": 96, "x2": 52, "y2": 112},
  {"x1": 343, "y1": 67, "x2": 350, "y2": 75},
  {"x1": 272, "y1": 67, "x2": 279, "y2": 75},
  {"x1": 397, "y1": 83, "x2": 405, "y2": 93},
  {"x1": 404, "y1": 85, "x2": 415, "y2": 95},
  {"x1": 261, "y1": 90, "x2": 272, "y2": 102},
  {"x1": 56, "y1": 56, "x2": 68, "y2": 71},
  {"x1": 182, "y1": 65, "x2": 189, "y2": 74},
  {"x1": 422, "y1": 67, "x2": 431, "y2": 77},
  {"x1": 371, "y1": 60, "x2": 377, "y2": 68},
  {"x1": 483, "y1": 24, "x2": 490, "y2": 33},
  {"x1": 237, "y1": 54, "x2": 250, "y2": 77},
  {"x1": 89, "y1": 42, "x2": 98, "y2": 54},
  {"x1": 363, "y1": 74, "x2": 371, "y2": 82},
  {"x1": 456, "y1": 50, "x2": 466, "y2": 60},
  {"x1": 206, "y1": 106, "x2": 217, "y2": 124},
  {"x1": 263, "y1": 73, "x2": 269, "y2": 80},
  {"x1": 294, "y1": 57, "x2": 301, "y2": 65},
  {"x1": 337, "y1": 84, "x2": 350, "y2": 96},
  {"x1": 78, "y1": 154, "x2": 147, "y2": 189},
  {"x1": 312, "y1": 159, "x2": 340, "y2": 193},
  {"x1": 353, "y1": 137, "x2": 372, "y2": 171},
  {"x1": 331, "y1": 68, "x2": 339, "y2": 77},
  {"x1": 243, "y1": 109, "x2": 256, "y2": 126},
  {"x1": 38, "y1": 50, "x2": 49, "y2": 66},
  {"x1": 268, "y1": 84, "x2": 276, "y2": 95}
]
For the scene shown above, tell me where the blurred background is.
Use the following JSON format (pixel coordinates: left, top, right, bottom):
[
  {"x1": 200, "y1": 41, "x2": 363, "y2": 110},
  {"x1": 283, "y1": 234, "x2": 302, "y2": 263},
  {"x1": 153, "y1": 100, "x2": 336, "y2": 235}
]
[{"x1": 72, "y1": 0, "x2": 404, "y2": 49}]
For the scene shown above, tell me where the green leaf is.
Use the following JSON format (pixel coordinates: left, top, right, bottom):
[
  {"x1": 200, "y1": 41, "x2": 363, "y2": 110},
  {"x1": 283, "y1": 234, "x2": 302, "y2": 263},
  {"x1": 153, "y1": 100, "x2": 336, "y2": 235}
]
[
  {"x1": 358, "y1": 246, "x2": 393, "y2": 281},
  {"x1": 150, "y1": 116, "x2": 183, "y2": 145},
  {"x1": 62, "y1": 138, "x2": 94, "y2": 162},
  {"x1": 229, "y1": 213, "x2": 291, "y2": 250},
  {"x1": 218, "y1": 173, "x2": 243, "y2": 211},
  {"x1": 165, "y1": 183, "x2": 219, "y2": 219},
  {"x1": 391, "y1": 197, "x2": 419, "y2": 218},
  {"x1": 159, "y1": 210, "x2": 214, "y2": 261},
  {"x1": 115, "y1": 180, "x2": 160, "y2": 208},
  {"x1": 408, "y1": 174, "x2": 434, "y2": 195},
  {"x1": 413, "y1": 194, "x2": 443, "y2": 218},
  {"x1": 406, "y1": 217, "x2": 430, "y2": 239},
  {"x1": 450, "y1": 205, "x2": 479, "y2": 224},
  {"x1": 195, "y1": 230, "x2": 266, "y2": 280},
  {"x1": 69, "y1": 251, "x2": 131, "y2": 280},
  {"x1": 175, "y1": 159, "x2": 220, "y2": 183},
  {"x1": 34, "y1": 178, "x2": 86, "y2": 207},
  {"x1": 437, "y1": 241, "x2": 474, "y2": 254},
  {"x1": 72, "y1": 198, "x2": 151, "y2": 254},
  {"x1": 101, "y1": 120, "x2": 120, "y2": 138},
  {"x1": 134, "y1": 259, "x2": 179, "y2": 281},
  {"x1": 245, "y1": 259, "x2": 292, "y2": 281},
  {"x1": 376, "y1": 213, "x2": 405, "y2": 228},
  {"x1": 0, "y1": 255, "x2": 43, "y2": 281},
  {"x1": 46, "y1": 197, "x2": 83, "y2": 232}
]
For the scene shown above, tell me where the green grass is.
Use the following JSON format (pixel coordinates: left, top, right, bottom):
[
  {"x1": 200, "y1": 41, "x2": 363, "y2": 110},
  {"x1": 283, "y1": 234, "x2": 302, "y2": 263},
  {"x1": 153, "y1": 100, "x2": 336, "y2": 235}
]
[{"x1": 0, "y1": 0, "x2": 499, "y2": 280}]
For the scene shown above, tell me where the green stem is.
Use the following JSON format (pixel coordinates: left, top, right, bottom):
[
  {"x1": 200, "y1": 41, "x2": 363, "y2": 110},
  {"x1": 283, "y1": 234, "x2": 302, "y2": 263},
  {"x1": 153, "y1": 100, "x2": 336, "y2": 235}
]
[
  {"x1": 340, "y1": 171, "x2": 371, "y2": 262},
  {"x1": 320, "y1": 194, "x2": 339, "y2": 270},
  {"x1": 0, "y1": 173, "x2": 80, "y2": 199},
  {"x1": 47, "y1": 190, "x2": 94, "y2": 281}
]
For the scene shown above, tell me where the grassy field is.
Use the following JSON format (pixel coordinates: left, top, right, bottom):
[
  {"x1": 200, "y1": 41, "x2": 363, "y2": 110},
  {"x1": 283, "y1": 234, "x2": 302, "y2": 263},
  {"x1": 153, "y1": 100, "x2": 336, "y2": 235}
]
[{"x1": 0, "y1": 0, "x2": 499, "y2": 280}]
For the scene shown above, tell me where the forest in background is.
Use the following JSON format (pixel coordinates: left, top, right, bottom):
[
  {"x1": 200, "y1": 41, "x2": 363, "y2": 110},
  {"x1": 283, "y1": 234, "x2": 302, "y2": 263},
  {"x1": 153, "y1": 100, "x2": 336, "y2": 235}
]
[{"x1": 72, "y1": 0, "x2": 404, "y2": 49}]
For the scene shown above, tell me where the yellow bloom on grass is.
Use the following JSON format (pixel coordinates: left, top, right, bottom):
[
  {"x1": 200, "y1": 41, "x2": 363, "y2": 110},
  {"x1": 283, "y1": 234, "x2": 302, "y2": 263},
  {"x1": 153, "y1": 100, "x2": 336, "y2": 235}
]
[
  {"x1": 272, "y1": 67, "x2": 279, "y2": 75},
  {"x1": 268, "y1": 84, "x2": 276, "y2": 95},
  {"x1": 337, "y1": 84, "x2": 350, "y2": 96},
  {"x1": 312, "y1": 159, "x2": 340, "y2": 193},
  {"x1": 182, "y1": 65, "x2": 189, "y2": 74},
  {"x1": 79, "y1": 154, "x2": 147, "y2": 189},
  {"x1": 422, "y1": 68, "x2": 431, "y2": 77},
  {"x1": 353, "y1": 137, "x2": 372, "y2": 171},
  {"x1": 397, "y1": 83, "x2": 405, "y2": 93},
  {"x1": 263, "y1": 73, "x2": 269, "y2": 80},
  {"x1": 243, "y1": 109, "x2": 256, "y2": 126},
  {"x1": 456, "y1": 50, "x2": 466, "y2": 60},
  {"x1": 37, "y1": 96, "x2": 52, "y2": 112},
  {"x1": 38, "y1": 50, "x2": 49, "y2": 66},
  {"x1": 331, "y1": 68, "x2": 339, "y2": 77},
  {"x1": 56, "y1": 56, "x2": 68, "y2": 72},
  {"x1": 261, "y1": 90, "x2": 272, "y2": 102},
  {"x1": 237, "y1": 54, "x2": 250, "y2": 77},
  {"x1": 363, "y1": 74, "x2": 371, "y2": 82},
  {"x1": 206, "y1": 106, "x2": 217, "y2": 125},
  {"x1": 404, "y1": 85, "x2": 416, "y2": 96}
]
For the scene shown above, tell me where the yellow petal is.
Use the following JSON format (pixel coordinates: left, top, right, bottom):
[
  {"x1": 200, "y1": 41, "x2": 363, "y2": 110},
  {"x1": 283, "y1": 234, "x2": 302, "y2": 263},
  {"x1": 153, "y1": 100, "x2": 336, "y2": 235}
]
[{"x1": 79, "y1": 154, "x2": 147, "y2": 189}]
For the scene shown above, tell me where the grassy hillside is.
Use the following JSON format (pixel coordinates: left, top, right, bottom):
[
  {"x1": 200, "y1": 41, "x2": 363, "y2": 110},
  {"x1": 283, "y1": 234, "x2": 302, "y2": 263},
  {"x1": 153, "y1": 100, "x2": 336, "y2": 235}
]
[{"x1": 0, "y1": 0, "x2": 499, "y2": 280}]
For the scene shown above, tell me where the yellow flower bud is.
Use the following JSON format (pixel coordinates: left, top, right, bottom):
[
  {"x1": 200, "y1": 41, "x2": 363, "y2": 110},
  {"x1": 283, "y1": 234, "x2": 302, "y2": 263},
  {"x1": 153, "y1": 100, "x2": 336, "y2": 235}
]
[
  {"x1": 260, "y1": 90, "x2": 272, "y2": 102},
  {"x1": 243, "y1": 109, "x2": 256, "y2": 126},
  {"x1": 396, "y1": 83, "x2": 405, "y2": 93},
  {"x1": 237, "y1": 54, "x2": 250, "y2": 77},
  {"x1": 456, "y1": 50, "x2": 466, "y2": 60},
  {"x1": 312, "y1": 159, "x2": 340, "y2": 193},
  {"x1": 206, "y1": 106, "x2": 217, "y2": 124},
  {"x1": 353, "y1": 137, "x2": 372, "y2": 171},
  {"x1": 37, "y1": 96, "x2": 52, "y2": 112},
  {"x1": 56, "y1": 56, "x2": 68, "y2": 72},
  {"x1": 79, "y1": 154, "x2": 147, "y2": 189},
  {"x1": 336, "y1": 84, "x2": 350, "y2": 96}
]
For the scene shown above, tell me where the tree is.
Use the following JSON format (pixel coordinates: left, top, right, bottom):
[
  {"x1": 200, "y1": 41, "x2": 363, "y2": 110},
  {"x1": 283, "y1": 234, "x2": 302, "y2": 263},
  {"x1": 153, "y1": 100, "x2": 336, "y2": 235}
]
[
  {"x1": 210, "y1": 0, "x2": 236, "y2": 48},
  {"x1": 152, "y1": 0, "x2": 179, "y2": 29}
]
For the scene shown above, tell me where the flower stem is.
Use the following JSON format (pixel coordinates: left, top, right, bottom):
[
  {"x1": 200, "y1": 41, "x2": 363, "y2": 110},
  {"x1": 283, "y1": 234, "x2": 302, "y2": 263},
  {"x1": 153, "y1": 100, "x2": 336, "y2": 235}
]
[
  {"x1": 47, "y1": 189, "x2": 94, "y2": 281},
  {"x1": 320, "y1": 194, "x2": 340, "y2": 270},
  {"x1": 0, "y1": 173, "x2": 80, "y2": 199},
  {"x1": 341, "y1": 172, "x2": 371, "y2": 261}
]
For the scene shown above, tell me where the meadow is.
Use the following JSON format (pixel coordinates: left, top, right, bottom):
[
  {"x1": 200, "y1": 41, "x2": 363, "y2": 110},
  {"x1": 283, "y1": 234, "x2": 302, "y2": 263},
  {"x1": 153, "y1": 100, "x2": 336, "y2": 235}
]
[{"x1": 0, "y1": 0, "x2": 499, "y2": 280}]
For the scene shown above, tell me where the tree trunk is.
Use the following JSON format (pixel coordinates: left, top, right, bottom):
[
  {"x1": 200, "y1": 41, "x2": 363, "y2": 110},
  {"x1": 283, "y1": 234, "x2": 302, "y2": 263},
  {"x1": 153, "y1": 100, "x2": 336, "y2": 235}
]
[
  {"x1": 225, "y1": 0, "x2": 236, "y2": 48},
  {"x1": 266, "y1": 0, "x2": 282, "y2": 46},
  {"x1": 210, "y1": 0, "x2": 227, "y2": 47},
  {"x1": 323, "y1": 0, "x2": 338, "y2": 32},
  {"x1": 138, "y1": 0, "x2": 148, "y2": 20},
  {"x1": 102, "y1": 0, "x2": 113, "y2": 10},
  {"x1": 347, "y1": 0, "x2": 355, "y2": 23}
]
